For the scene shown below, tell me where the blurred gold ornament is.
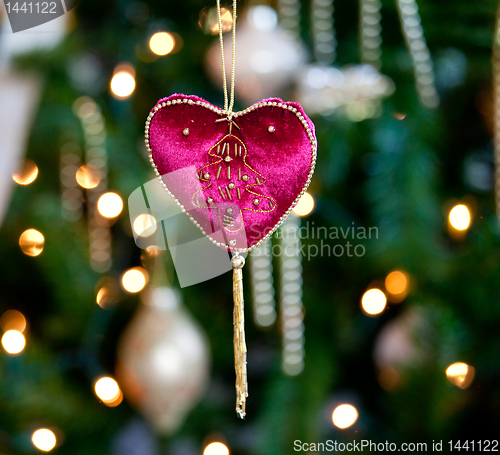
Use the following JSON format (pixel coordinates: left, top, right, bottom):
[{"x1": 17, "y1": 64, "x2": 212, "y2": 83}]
[
  {"x1": 116, "y1": 287, "x2": 210, "y2": 434},
  {"x1": 19, "y1": 229, "x2": 45, "y2": 256},
  {"x1": 12, "y1": 159, "x2": 38, "y2": 185}
]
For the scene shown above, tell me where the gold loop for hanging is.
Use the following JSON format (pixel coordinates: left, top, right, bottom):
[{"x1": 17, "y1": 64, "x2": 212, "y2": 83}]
[{"x1": 216, "y1": 0, "x2": 237, "y2": 115}]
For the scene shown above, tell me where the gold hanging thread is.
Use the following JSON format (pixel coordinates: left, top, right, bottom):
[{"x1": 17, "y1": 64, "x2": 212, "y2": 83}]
[
  {"x1": 217, "y1": 1, "x2": 248, "y2": 418},
  {"x1": 216, "y1": 0, "x2": 237, "y2": 116}
]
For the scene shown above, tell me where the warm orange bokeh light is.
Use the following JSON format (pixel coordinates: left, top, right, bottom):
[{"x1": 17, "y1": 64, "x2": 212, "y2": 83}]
[
  {"x1": 32, "y1": 428, "x2": 57, "y2": 452},
  {"x1": 0, "y1": 310, "x2": 27, "y2": 333},
  {"x1": 12, "y1": 159, "x2": 38, "y2": 185},
  {"x1": 133, "y1": 214, "x2": 157, "y2": 237},
  {"x1": 198, "y1": 6, "x2": 232, "y2": 35},
  {"x1": 110, "y1": 66, "x2": 136, "y2": 98},
  {"x1": 449, "y1": 204, "x2": 471, "y2": 231},
  {"x1": 97, "y1": 192, "x2": 123, "y2": 218},
  {"x1": 76, "y1": 165, "x2": 101, "y2": 189},
  {"x1": 361, "y1": 288, "x2": 387, "y2": 316},
  {"x1": 19, "y1": 229, "x2": 45, "y2": 256},
  {"x1": 292, "y1": 192, "x2": 315, "y2": 217},
  {"x1": 121, "y1": 267, "x2": 148, "y2": 293},
  {"x1": 94, "y1": 377, "x2": 123, "y2": 406},
  {"x1": 446, "y1": 362, "x2": 475, "y2": 389},
  {"x1": 149, "y1": 32, "x2": 175, "y2": 55},
  {"x1": 332, "y1": 404, "x2": 358, "y2": 429},
  {"x1": 204, "y1": 442, "x2": 230, "y2": 455},
  {"x1": 385, "y1": 270, "x2": 409, "y2": 302},
  {"x1": 96, "y1": 277, "x2": 120, "y2": 309},
  {"x1": 2, "y1": 330, "x2": 26, "y2": 354}
]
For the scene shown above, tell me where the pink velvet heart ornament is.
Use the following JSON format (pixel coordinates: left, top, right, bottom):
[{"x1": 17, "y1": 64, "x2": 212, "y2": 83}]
[{"x1": 145, "y1": 94, "x2": 317, "y2": 251}]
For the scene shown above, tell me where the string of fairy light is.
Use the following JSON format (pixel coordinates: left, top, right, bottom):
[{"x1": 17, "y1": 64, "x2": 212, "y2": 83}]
[{"x1": 5, "y1": 2, "x2": 482, "y2": 453}]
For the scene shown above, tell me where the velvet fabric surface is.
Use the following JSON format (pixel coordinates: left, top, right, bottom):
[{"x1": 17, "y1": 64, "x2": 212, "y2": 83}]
[{"x1": 147, "y1": 94, "x2": 316, "y2": 250}]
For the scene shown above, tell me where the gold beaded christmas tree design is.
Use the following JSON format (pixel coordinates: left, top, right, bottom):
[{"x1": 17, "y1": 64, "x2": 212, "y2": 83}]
[{"x1": 192, "y1": 128, "x2": 276, "y2": 236}]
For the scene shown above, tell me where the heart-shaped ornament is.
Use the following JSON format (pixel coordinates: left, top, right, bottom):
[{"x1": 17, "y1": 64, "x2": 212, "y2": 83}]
[{"x1": 145, "y1": 94, "x2": 317, "y2": 252}]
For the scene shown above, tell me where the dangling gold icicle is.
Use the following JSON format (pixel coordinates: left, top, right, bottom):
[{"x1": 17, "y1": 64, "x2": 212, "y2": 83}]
[{"x1": 231, "y1": 254, "x2": 248, "y2": 418}]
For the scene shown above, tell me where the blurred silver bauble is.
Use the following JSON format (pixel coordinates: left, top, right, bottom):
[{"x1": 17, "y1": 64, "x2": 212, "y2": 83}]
[
  {"x1": 116, "y1": 287, "x2": 210, "y2": 435},
  {"x1": 205, "y1": 5, "x2": 307, "y2": 105},
  {"x1": 295, "y1": 63, "x2": 395, "y2": 120}
]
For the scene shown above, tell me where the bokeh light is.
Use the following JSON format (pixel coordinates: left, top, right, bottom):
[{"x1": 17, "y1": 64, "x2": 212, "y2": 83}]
[
  {"x1": 385, "y1": 270, "x2": 409, "y2": 302},
  {"x1": 95, "y1": 377, "x2": 122, "y2": 405},
  {"x1": 76, "y1": 165, "x2": 101, "y2": 189},
  {"x1": 19, "y1": 229, "x2": 45, "y2": 257},
  {"x1": 1, "y1": 330, "x2": 26, "y2": 354},
  {"x1": 391, "y1": 112, "x2": 407, "y2": 120},
  {"x1": 204, "y1": 442, "x2": 230, "y2": 455},
  {"x1": 292, "y1": 192, "x2": 315, "y2": 216},
  {"x1": 198, "y1": 6, "x2": 232, "y2": 35},
  {"x1": 361, "y1": 288, "x2": 387, "y2": 316},
  {"x1": 121, "y1": 267, "x2": 148, "y2": 293},
  {"x1": 385, "y1": 271, "x2": 408, "y2": 295},
  {"x1": 0, "y1": 310, "x2": 27, "y2": 333},
  {"x1": 446, "y1": 362, "x2": 475, "y2": 389},
  {"x1": 133, "y1": 214, "x2": 157, "y2": 237},
  {"x1": 97, "y1": 192, "x2": 123, "y2": 218},
  {"x1": 103, "y1": 389, "x2": 124, "y2": 407},
  {"x1": 449, "y1": 204, "x2": 471, "y2": 231},
  {"x1": 73, "y1": 96, "x2": 97, "y2": 119},
  {"x1": 332, "y1": 404, "x2": 358, "y2": 429},
  {"x1": 32, "y1": 429, "x2": 57, "y2": 452},
  {"x1": 149, "y1": 32, "x2": 175, "y2": 55},
  {"x1": 12, "y1": 159, "x2": 38, "y2": 185},
  {"x1": 95, "y1": 277, "x2": 120, "y2": 309},
  {"x1": 110, "y1": 65, "x2": 136, "y2": 98}
]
